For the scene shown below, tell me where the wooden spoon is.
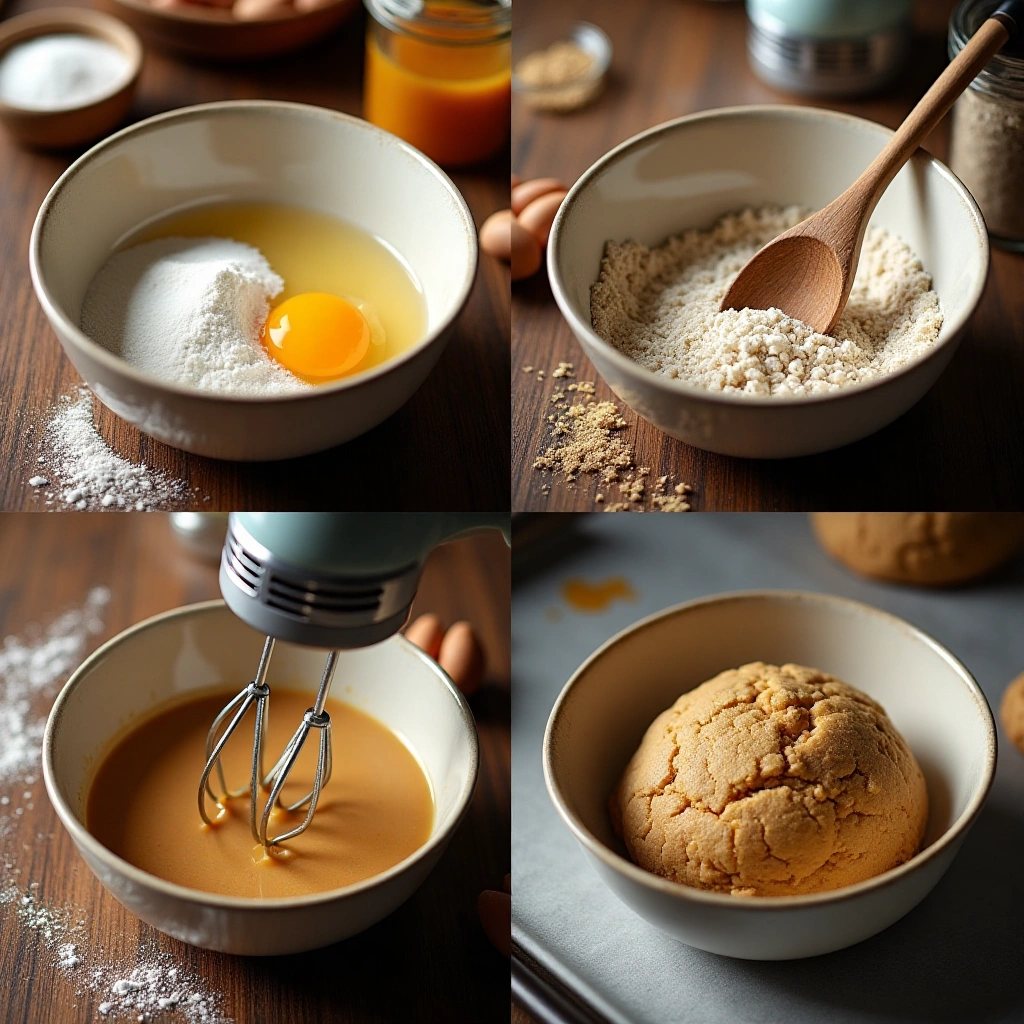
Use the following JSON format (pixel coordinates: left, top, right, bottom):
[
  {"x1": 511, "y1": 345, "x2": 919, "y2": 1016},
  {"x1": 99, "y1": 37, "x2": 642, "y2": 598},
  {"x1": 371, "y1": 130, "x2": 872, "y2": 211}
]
[{"x1": 720, "y1": 0, "x2": 1023, "y2": 335}]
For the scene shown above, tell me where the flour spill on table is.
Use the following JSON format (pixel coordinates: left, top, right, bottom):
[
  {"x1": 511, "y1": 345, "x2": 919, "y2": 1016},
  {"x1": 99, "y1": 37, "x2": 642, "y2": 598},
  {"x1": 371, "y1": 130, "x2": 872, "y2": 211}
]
[
  {"x1": 28, "y1": 389, "x2": 193, "y2": 511},
  {"x1": 0, "y1": 591, "x2": 230, "y2": 1023}
]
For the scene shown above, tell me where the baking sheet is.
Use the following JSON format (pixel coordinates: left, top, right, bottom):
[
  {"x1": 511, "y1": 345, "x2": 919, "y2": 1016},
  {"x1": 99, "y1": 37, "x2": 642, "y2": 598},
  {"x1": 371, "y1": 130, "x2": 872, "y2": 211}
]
[{"x1": 512, "y1": 514, "x2": 1024, "y2": 1024}]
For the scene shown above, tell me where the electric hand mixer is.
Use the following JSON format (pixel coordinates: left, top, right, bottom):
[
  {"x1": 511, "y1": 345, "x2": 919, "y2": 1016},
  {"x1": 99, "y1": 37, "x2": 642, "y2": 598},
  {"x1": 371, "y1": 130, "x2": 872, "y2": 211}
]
[{"x1": 198, "y1": 512, "x2": 508, "y2": 852}]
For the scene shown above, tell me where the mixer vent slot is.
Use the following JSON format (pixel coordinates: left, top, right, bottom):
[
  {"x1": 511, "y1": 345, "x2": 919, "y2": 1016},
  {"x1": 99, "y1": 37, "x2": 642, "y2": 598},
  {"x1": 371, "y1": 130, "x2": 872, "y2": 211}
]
[
  {"x1": 225, "y1": 534, "x2": 265, "y2": 596},
  {"x1": 264, "y1": 573, "x2": 384, "y2": 619}
]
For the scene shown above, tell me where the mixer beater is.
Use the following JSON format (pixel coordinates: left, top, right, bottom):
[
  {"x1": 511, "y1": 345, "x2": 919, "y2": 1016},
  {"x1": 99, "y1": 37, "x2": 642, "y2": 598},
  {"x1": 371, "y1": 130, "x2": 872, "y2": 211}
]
[
  {"x1": 198, "y1": 638, "x2": 339, "y2": 851},
  {"x1": 196, "y1": 512, "x2": 509, "y2": 852}
]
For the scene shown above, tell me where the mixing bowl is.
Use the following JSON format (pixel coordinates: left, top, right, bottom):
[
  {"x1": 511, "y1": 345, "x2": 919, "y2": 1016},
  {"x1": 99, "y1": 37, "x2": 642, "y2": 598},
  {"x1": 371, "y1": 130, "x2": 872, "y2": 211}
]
[
  {"x1": 30, "y1": 100, "x2": 477, "y2": 461},
  {"x1": 543, "y1": 590, "x2": 996, "y2": 959},
  {"x1": 42, "y1": 600, "x2": 478, "y2": 955},
  {"x1": 547, "y1": 105, "x2": 989, "y2": 458}
]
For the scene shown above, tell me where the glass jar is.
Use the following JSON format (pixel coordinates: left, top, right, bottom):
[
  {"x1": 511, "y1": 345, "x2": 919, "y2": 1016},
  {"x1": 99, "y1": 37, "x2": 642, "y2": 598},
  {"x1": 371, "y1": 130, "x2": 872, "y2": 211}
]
[
  {"x1": 363, "y1": 0, "x2": 511, "y2": 169},
  {"x1": 948, "y1": 0, "x2": 1024, "y2": 250}
]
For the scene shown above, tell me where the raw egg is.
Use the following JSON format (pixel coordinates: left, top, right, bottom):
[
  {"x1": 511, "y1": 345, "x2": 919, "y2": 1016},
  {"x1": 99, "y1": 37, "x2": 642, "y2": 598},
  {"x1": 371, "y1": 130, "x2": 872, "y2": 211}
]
[{"x1": 262, "y1": 292, "x2": 384, "y2": 382}]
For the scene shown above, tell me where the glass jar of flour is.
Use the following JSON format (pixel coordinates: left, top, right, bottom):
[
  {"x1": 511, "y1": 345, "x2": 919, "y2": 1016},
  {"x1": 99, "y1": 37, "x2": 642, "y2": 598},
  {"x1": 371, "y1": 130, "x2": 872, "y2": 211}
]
[{"x1": 948, "y1": 0, "x2": 1024, "y2": 250}]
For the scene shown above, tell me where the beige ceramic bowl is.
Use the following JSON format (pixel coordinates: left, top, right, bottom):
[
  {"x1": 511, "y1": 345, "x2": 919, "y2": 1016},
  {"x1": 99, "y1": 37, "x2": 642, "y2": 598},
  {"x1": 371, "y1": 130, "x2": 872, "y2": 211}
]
[
  {"x1": 30, "y1": 100, "x2": 477, "y2": 461},
  {"x1": 101, "y1": 0, "x2": 357, "y2": 60},
  {"x1": 0, "y1": 8, "x2": 142, "y2": 149},
  {"x1": 547, "y1": 106, "x2": 989, "y2": 459},
  {"x1": 543, "y1": 591, "x2": 996, "y2": 960},
  {"x1": 42, "y1": 600, "x2": 478, "y2": 955}
]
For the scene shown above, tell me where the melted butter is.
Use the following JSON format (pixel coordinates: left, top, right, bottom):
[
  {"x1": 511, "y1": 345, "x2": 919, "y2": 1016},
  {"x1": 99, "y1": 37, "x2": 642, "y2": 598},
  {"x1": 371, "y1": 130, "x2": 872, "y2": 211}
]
[
  {"x1": 87, "y1": 690, "x2": 433, "y2": 899},
  {"x1": 560, "y1": 577, "x2": 637, "y2": 613}
]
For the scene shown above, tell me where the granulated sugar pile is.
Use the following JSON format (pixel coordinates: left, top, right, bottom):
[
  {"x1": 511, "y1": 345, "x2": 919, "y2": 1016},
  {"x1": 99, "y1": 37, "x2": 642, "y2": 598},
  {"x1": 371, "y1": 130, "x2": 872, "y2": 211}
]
[
  {"x1": 530, "y1": 362, "x2": 693, "y2": 511},
  {"x1": 591, "y1": 206, "x2": 943, "y2": 396},
  {"x1": 29, "y1": 389, "x2": 189, "y2": 510},
  {"x1": 0, "y1": 591, "x2": 230, "y2": 1023}
]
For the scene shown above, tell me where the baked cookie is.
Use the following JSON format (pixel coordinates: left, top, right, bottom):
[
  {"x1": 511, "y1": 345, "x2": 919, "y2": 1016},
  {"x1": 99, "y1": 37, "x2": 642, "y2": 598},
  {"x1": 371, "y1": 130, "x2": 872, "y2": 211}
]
[
  {"x1": 1001, "y1": 672, "x2": 1024, "y2": 756},
  {"x1": 810, "y1": 513, "x2": 1024, "y2": 586},
  {"x1": 611, "y1": 662, "x2": 927, "y2": 897}
]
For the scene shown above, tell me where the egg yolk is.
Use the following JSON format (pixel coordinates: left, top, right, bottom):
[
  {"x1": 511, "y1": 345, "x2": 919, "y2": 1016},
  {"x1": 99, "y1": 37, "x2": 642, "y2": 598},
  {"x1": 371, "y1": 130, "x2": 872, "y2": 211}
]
[{"x1": 262, "y1": 293, "x2": 378, "y2": 381}]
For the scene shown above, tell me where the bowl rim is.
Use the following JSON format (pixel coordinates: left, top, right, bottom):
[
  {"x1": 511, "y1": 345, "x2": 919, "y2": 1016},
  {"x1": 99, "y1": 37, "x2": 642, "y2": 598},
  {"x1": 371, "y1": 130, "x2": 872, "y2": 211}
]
[
  {"x1": 41, "y1": 598, "x2": 480, "y2": 912},
  {"x1": 106, "y1": 0, "x2": 354, "y2": 27},
  {"x1": 28, "y1": 99, "x2": 479, "y2": 405},
  {"x1": 547, "y1": 103, "x2": 990, "y2": 408},
  {"x1": 0, "y1": 7, "x2": 143, "y2": 116},
  {"x1": 542, "y1": 588, "x2": 997, "y2": 911}
]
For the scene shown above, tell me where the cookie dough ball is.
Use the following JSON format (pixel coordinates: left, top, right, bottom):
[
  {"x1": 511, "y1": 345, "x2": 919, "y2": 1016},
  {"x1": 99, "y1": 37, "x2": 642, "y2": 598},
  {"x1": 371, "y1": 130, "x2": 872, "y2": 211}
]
[
  {"x1": 811, "y1": 513, "x2": 1024, "y2": 587},
  {"x1": 611, "y1": 662, "x2": 927, "y2": 897},
  {"x1": 1001, "y1": 672, "x2": 1024, "y2": 756}
]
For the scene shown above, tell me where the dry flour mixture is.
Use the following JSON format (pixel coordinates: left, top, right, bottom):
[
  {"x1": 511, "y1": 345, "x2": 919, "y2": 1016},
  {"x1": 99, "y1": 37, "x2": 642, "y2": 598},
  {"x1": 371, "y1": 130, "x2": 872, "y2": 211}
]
[{"x1": 591, "y1": 207, "x2": 943, "y2": 397}]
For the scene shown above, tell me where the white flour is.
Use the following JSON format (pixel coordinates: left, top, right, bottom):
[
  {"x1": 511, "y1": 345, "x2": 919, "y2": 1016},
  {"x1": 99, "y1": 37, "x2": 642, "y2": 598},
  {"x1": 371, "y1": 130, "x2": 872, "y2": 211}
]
[
  {"x1": 0, "y1": 35, "x2": 131, "y2": 111},
  {"x1": 0, "y1": 586, "x2": 109, "y2": 783},
  {"x1": 31, "y1": 389, "x2": 189, "y2": 511},
  {"x1": 591, "y1": 206, "x2": 944, "y2": 396},
  {"x1": 0, "y1": 591, "x2": 230, "y2": 1023},
  {"x1": 81, "y1": 237, "x2": 309, "y2": 396}
]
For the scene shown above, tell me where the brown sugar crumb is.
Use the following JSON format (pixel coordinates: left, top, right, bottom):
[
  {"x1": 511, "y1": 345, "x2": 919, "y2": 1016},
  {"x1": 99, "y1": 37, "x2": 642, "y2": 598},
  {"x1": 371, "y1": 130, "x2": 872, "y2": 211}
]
[{"x1": 531, "y1": 365, "x2": 695, "y2": 511}]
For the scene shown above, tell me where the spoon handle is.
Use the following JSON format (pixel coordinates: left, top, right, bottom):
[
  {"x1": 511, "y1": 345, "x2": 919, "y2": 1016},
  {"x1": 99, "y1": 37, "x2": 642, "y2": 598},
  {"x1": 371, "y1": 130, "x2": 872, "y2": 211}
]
[{"x1": 854, "y1": 3, "x2": 1020, "y2": 207}]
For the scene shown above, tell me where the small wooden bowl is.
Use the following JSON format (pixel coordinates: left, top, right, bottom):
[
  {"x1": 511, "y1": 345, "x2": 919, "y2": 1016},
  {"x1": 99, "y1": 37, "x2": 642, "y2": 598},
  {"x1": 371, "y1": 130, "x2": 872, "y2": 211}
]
[
  {"x1": 0, "y1": 8, "x2": 142, "y2": 149},
  {"x1": 101, "y1": 0, "x2": 359, "y2": 61}
]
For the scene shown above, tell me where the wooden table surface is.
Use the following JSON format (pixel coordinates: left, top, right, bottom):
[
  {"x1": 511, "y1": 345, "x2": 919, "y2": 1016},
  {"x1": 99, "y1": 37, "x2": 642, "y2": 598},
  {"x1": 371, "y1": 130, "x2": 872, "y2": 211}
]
[
  {"x1": 0, "y1": 1, "x2": 510, "y2": 513},
  {"x1": 512, "y1": 0, "x2": 1024, "y2": 513},
  {"x1": 0, "y1": 514, "x2": 510, "y2": 1024}
]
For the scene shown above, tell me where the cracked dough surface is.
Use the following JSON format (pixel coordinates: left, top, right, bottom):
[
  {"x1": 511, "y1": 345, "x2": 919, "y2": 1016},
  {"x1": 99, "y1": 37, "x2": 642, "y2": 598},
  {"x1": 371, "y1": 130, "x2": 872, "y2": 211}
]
[
  {"x1": 811, "y1": 513, "x2": 1024, "y2": 586},
  {"x1": 611, "y1": 662, "x2": 927, "y2": 897}
]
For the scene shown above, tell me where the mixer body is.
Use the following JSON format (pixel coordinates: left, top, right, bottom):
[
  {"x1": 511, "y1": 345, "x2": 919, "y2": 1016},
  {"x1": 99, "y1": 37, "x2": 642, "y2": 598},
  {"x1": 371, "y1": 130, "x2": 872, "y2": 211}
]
[{"x1": 202, "y1": 512, "x2": 508, "y2": 850}]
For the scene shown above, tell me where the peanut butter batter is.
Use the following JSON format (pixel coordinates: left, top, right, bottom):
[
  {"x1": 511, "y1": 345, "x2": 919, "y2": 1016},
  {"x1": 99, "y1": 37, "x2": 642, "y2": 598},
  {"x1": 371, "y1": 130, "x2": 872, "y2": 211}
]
[{"x1": 87, "y1": 690, "x2": 434, "y2": 899}]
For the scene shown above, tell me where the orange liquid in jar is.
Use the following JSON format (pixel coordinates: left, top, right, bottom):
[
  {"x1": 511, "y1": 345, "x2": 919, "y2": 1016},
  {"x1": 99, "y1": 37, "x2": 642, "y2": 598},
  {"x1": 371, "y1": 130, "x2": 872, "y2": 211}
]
[{"x1": 364, "y1": 0, "x2": 510, "y2": 168}]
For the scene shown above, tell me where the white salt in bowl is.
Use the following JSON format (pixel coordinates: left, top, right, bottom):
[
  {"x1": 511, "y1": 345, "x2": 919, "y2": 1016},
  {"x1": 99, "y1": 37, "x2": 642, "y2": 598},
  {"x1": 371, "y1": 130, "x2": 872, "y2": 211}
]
[
  {"x1": 547, "y1": 105, "x2": 989, "y2": 458},
  {"x1": 29, "y1": 100, "x2": 477, "y2": 461},
  {"x1": 543, "y1": 591, "x2": 996, "y2": 960},
  {"x1": 42, "y1": 600, "x2": 478, "y2": 955}
]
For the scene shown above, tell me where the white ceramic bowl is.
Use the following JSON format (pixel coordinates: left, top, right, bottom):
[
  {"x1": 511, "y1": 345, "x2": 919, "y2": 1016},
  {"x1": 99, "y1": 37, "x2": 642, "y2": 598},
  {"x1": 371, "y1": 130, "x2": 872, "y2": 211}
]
[
  {"x1": 547, "y1": 106, "x2": 989, "y2": 459},
  {"x1": 543, "y1": 591, "x2": 996, "y2": 960},
  {"x1": 42, "y1": 600, "x2": 478, "y2": 955},
  {"x1": 30, "y1": 101, "x2": 477, "y2": 461}
]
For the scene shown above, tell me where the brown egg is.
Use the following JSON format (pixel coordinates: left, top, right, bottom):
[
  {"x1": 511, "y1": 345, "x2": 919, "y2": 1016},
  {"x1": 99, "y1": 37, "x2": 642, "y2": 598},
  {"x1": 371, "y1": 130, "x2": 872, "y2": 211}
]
[
  {"x1": 479, "y1": 209, "x2": 513, "y2": 263},
  {"x1": 438, "y1": 620, "x2": 486, "y2": 695},
  {"x1": 232, "y1": 0, "x2": 290, "y2": 18},
  {"x1": 511, "y1": 177, "x2": 566, "y2": 216},
  {"x1": 518, "y1": 189, "x2": 567, "y2": 248},
  {"x1": 477, "y1": 889, "x2": 511, "y2": 957},
  {"x1": 510, "y1": 219, "x2": 543, "y2": 282},
  {"x1": 405, "y1": 613, "x2": 445, "y2": 661},
  {"x1": 295, "y1": 0, "x2": 335, "y2": 10}
]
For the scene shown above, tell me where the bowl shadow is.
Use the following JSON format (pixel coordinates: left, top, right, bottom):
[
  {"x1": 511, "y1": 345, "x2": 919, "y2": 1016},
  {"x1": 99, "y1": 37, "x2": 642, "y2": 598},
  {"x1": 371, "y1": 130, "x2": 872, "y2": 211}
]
[{"x1": 741, "y1": 800, "x2": 1024, "y2": 1021}]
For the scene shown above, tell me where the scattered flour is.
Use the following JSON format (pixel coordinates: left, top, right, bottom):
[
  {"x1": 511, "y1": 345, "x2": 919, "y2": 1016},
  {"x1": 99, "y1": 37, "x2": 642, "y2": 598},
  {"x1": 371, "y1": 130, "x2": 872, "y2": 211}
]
[
  {"x1": 591, "y1": 206, "x2": 944, "y2": 396},
  {"x1": 81, "y1": 237, "x2": 308, "y2": 396},
  {"x1": 0, "y1": 586, "x2": 110, "y2": 783},
  {"x1": 32, "y1": 389, "x2": 189, "y2": 510},
  {"x1": 0, "y1": 591, "x2": 230, "y2": 1023}
]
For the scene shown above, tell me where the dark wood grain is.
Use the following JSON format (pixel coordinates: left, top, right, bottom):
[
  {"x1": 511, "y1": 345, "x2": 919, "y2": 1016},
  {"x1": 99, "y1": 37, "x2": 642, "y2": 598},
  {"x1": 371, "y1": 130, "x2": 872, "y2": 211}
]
[
  {"x1": 512, "y1": 0, "x2": 1024, "y2": 513},
  {"x1": 0, "y1": 514, "x2": 510, "y2": 1024},
  {"x1": 0, "y1": 1, "x2": 511, "y2": 513}
]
